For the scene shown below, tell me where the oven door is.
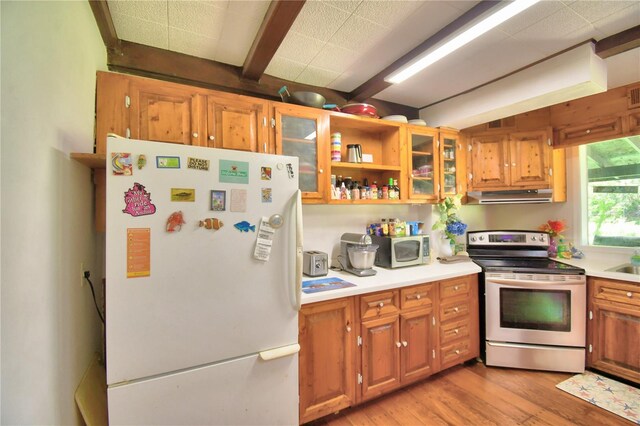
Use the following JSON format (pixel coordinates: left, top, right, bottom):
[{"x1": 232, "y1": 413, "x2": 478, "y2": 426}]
[{"x1": 485, "y1": 273, "x2": 586, "y2": 347}]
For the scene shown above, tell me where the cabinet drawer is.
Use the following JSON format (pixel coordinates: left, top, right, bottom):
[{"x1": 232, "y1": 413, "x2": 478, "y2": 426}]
[
  {"x1": 400, "y1": 284, "x2": 434, "y2": 310},
  {"x1": 360, "y1": 290, "x2": 399, "y2": 320},
  {"x1": 440, "y1": 277, "x2": 470, "y2": 300},
  {"x1": 440, "y1": 318, "x2": 470, "y2": 345},
  {"x1": 593, "y1": 279, "x2": 640, "y2": 308},
  {"x1": 440, "y1": 298, "x2": 470, "y2": 322},
  {"x1": 440, "y1": 339, "x2": 471, "y2": 366}
]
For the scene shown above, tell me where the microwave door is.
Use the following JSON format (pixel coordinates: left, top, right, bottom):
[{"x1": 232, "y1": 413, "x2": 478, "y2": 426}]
[{"x1": 394, "y1": 241, "x2": 420, "y2": 263}]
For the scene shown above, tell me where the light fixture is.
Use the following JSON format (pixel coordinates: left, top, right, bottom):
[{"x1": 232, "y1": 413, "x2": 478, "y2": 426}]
[{"x1": 385, "y1": 0, "x2": 540, "y2": 84}]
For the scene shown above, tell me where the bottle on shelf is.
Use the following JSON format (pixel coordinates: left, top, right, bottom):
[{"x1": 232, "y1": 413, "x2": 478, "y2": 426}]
[
  {"x1": 371, "y1": 182, "x2": 378, "y2": 200},
  {"x1": 392, "y1": 179, "x2": 400, "y2": 200}
]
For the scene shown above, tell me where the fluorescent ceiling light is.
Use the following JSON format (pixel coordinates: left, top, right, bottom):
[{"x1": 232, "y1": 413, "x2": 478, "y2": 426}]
[{"x1": 385, "y1": 0, "x2": 540, "y2": 84}]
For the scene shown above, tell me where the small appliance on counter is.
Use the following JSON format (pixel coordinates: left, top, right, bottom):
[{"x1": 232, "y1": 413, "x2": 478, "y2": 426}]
[
  {"x1": 303, "y1": 251, "x2": 328, "y2": 277},
  {"x1": 371, "y1": 234, "x2": 430, "y2": 268},
  {"x1": 338, "y1": 233, "x2": 378, "y2": 277}
]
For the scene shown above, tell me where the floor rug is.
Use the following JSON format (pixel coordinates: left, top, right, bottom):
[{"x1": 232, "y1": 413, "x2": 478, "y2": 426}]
[{"x1": 556, "y1": 371, "x2": 640, "y2": 424}]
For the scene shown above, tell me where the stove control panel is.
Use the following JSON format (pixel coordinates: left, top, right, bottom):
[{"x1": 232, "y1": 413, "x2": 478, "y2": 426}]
[{"x1": 467, "y1": 231, "x2": 549, "y2": 247}]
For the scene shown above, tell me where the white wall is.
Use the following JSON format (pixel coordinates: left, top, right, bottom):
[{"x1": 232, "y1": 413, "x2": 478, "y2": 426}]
[{"x1": 1, "y1": 2, "x2": 106, "y2": 424}]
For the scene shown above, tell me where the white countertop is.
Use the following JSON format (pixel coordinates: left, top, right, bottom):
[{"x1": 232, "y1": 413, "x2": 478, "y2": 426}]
[
  {"x1": 555, "y1": 257, "x2": 640, "y2": 284},
  {"x1": 301, "y1": 260, "x2": 482, "y2": 304}
]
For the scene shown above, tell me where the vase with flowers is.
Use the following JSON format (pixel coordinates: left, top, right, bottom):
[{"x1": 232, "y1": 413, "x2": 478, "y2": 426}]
[
  {"x1": 432, "y1": 194, "x2": 467, "y2": 256},
  {"x1": 539, "y1": 219, "x2": 566, "y2": 258}
]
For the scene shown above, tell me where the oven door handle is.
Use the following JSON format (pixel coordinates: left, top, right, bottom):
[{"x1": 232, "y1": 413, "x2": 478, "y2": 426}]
[{"x1": 487, "y1": 278, "x2": 584, "y2": 287}]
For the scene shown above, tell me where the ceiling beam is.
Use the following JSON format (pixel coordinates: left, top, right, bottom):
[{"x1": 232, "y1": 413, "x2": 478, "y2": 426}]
[
  {"x1": 348, "y1": 0, "x2": 503, "y2": 102},
  {"x1": 242, "y1": 0, "x2": 306, "y2": 81},
  {"x1": 595, "y1": 24, "x2": 640, "y2": 59},
  {"x1": 88, "y1": 0, "x2": 118, "y2": 49}
]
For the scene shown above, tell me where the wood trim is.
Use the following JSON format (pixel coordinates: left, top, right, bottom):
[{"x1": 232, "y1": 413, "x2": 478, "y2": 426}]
[
  {"x1": 348, "y1": 1, "x2": 502, "y2": 102},
  {"x1": 88, "y1": 0, "x2": 118, "y2": 49},
  {"x1": 242, "y1": 0, "x2": 306, "y2": 81},
  {"x1": 595, "y1": 24, "x2": 640, "y2": 59}
]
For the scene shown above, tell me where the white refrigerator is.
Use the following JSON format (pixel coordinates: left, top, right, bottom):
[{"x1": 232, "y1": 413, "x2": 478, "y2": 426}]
[{"x1": 105, "y1": 137, "x2": 302, "y2": 425}]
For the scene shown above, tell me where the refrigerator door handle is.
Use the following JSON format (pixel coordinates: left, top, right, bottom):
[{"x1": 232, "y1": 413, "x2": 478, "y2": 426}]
[
  {"x1": 294, "y1": 189, "x2": 303, "y2": 311},
  {"x1": 259, "y1": 343, "x2": 300, "y2": 361}
]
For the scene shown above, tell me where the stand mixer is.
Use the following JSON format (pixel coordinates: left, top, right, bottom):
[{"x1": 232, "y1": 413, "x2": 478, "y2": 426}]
[{"x1": 339, "y1": 233, "x2": 378, "y2": 277}]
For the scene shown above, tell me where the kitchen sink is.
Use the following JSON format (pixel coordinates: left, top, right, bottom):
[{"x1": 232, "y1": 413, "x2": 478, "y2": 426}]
[{"x1": 606, "y1": 263, "x2": 640, "y2": 275}]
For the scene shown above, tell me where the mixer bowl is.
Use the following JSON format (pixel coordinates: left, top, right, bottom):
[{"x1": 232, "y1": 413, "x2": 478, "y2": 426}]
[{"x1": 348, "y1": 244, "x2": 378, "y2": 270}]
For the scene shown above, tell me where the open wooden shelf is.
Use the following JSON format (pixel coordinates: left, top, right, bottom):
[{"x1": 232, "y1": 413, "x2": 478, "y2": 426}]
[{"x1": 71, "y1": 153, "x2": 106, "y2": 169}]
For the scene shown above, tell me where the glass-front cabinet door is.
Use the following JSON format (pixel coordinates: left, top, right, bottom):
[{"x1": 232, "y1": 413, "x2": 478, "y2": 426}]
[
  {"x1": 408, "y1": 127, "x2": 438, "y2": 201},
  {"x1": 273, "y1": 104, "x2": 328, "y2": 201},
  {"x1": 439, "y1": 128, "x2": 465, "y2": 197}
]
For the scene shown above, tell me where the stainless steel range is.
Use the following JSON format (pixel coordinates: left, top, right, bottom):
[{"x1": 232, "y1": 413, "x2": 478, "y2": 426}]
[{"x1": 468, "y1": 230, "x2": 586, "y2": 373}]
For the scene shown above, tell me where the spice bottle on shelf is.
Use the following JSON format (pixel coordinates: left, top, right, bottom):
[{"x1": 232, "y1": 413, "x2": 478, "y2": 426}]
[
  {"x1": 381, "y1": 219, "x2": 389, "y2": 236},
  {"x1": 393, "y1": 179, "x2": 400, "y2": 200},
  {"x1": 382, "y1": 184, "x2": 389, "y2": 199},
  {"x1": 371, "y1": 182, "x2": 378, "y2": 200}
]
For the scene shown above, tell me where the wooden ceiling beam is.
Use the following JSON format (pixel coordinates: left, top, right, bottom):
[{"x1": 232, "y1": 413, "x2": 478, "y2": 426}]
[
  {"x1": 348, "y1": 0, "x2": 503, "y2": 102},
  {"x1": 88, "y1": 0, "x2": 118, "y2": 49},
  {"x1": 242, "y1": 0, "x2": 306, "y2": 81},
  {"x1": 595, "y1": 25, "x2": 640, "y2": 59}
]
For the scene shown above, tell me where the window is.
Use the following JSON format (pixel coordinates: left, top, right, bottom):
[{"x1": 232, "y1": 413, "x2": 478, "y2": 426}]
[{"x1": 584, "y1": 136, "x2": 640, "y2": 247}]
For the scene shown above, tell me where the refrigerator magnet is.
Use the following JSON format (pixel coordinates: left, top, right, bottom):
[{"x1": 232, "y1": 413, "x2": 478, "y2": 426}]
[
  {"x1": 230, "y1": 189, "x2": 247, "y2": 212},
  {"x1": 126, "y1": 228, "x2": 150, "y2": 278},
  {"x1": 137, "y1": 154, "x2": 146, "y2": 170},
  {"x1": 156, "y1": 156, "x2": 180, "y2": 169},
  {"x1": 122, "y1": 183, "x2": 156, "y2": 217},
  {"x1": 112, "y1": 152, "x2": 133, "y2": 176},
  {"x1": 170, "y1": 188, "x2": 195, "y2": 202},
  {"x1": 166, "y1": 211, "x2": 186, "y2": 232},
  {"x1": 198, "y1": 218, "x2": 223, "y2": 230},
  {"x1": 261, "y1": 167, "x2": 272, "y2": 180},
  {"x1": 286, "y1": 163, "x2": 295, "y2": 179},
  {"x1": 219, "y1": 160, "x2": 249, "y2": 184},
  {"x1": 187, "y1": 157, "x2": 209, "y2": 171},
  {"x1": 261, "y1": 188, "x2": 272, "y2": 203},
  {"x1": 210, "y1": 190, "x2": 226, "y2": 211},
  {"x1": 234, "y1": 221, "x2": 256, "y2": 233}
]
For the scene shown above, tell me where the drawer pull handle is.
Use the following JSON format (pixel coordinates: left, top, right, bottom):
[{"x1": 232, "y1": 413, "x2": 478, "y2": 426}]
[
  {"x1": 454, "y1": 329, "x2": 459, "y2": 334},
  {"x1": 402, "y1": 341, "x2": 408, "y2": 347},
  {"x1": 627, "y1": 292, "x2": 633, "y2": 298},
  {"x1": 454, "y1": 307, "x2": 459, "y2": 313},
  {"x1": 454, "y1": 286, "x2": 459, "y2": 291},
  {"x1": 378, "y1": 302, "x2": 384, "y2": 308},
  {"x1": 396, "y1": 342, "x2": 402, "y2": 348},
  {"x1": 455, "y1": 349, "x2": 460, "y2": 355},
  {"x1": 416, "y1": 294, "x2": 421, "y2": 300}
]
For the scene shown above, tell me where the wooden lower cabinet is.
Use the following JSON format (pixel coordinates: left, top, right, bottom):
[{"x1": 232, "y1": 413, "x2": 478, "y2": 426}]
[
  {"x1": 298, "y1": 298, "x2": 356, "y2": 424},
  {"x1": 299, "y1": 275, "x2": 478, "y2": 424},
  {"x1": 587, "y1": 277, "x2": 640, "y2": 384}
]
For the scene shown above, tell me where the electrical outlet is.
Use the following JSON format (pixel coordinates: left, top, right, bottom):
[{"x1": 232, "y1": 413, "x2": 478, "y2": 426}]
[{"x1": 80, "y1": 262, "x2": 86, "y2": 287}]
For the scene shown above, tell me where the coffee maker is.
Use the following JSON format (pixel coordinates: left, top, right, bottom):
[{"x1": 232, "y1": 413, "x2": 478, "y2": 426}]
[{"x1": 339, "y1": 233, "x2": 378, "y2": 277}]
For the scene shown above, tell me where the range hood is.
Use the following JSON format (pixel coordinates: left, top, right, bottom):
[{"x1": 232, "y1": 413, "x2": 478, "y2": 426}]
[{"x1": 467, "y1": 189, "x2": 553, "y2": 204}]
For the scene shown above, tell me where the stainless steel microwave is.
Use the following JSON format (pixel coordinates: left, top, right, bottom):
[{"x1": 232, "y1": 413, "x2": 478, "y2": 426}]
[{"x1": 370, "y1": 235, "x2": 430, "y2": 268}]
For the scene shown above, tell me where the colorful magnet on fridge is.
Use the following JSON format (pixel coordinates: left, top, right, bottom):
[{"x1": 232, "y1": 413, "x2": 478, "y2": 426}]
[
  {"x1": 122, "y1": 183, "x2": 156, "y2": 217},
  {"x1": 112, "y1": 152, "x2": 133, "y2": 175},
  {"x1": 187, "y1": 157, "x2": 210, "y2": 171},
  {"x1": 156, "y1": 156, "x2": 181, "y2": 169},
  {"x1": 166, "y1": 211, "x2": 186, "y2": 232},
  {"x1": 286, "y1": 163, "x2": 295, "y2": 179},
  {"x1": 261, "y1": 188, "x2": 272, "y2": 203},
  {"x1": 199, "y1": 218, "x2": 223, "y2": 230},
  {"x1": 261, "y1": 167, "x2": 272, "y2": 180},
  {"x1": 170, "y1": 188, "x2": 196, "y2": 202},
  {"x1": 137, "y1": 154, "x2": 147, "y2": 170},
  {"x1": 234, "y1": 221, "x2": 256, "y2": 233}
]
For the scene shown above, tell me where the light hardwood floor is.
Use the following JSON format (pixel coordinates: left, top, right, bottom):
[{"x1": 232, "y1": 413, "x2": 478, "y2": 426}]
[{"x1": 305, "y1": 362, "x2": 633, "y2": 425}]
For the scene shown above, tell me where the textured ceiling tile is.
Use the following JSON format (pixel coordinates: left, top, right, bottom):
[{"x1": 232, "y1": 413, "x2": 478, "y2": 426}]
[
  {"x1": 512, "y1": 6, "x2": 590, "y2": 42},
  {"x1": 567, "y1": 0, "x2": 637, "y2": 24},
  {"x1": 353, "y1": 0, "x2": 422, "y2": 28},
  {"x1": 296, "y1": 66, "x2": 342, "y2": 88},
  {"x1": 107, "y1": 0, "x2": 167, "y2": 24},
  {"x1": 592, "y1": 2, "x2": 640, "y2": 36},
  {"x1": 111, "y1": 12, "x2": 168, "y2": 49},
  {"x1": 310, "y1": 42, "x2": 358, "y2": 72},
  {"x1": 168, "y1": 1, "x2": 225, "y2": 39},
  {"x1": 169, "y1": 27, "x2": 218, "y2": 60},
  {"x1": 328, "y1": 14, "x2": 387, "y2": 52},
  {"x1": 323, "y1": 0, "x2": 362, "y2": 14},
  {"x1": 273, "y1": 30, "x2": 326, "y2": 64},
  {"x1": 497, "y1": 0, "x2": 565, "y2": 36},
  {"x1": 265, "y1": 57, "x2": 307, "y2": 83},
  {"x1": 290, "y1": 1, "x2": 352, "y2": 42}
]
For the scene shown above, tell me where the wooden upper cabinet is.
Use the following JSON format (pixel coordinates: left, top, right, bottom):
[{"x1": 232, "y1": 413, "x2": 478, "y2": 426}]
[
  {"x1": 509, "y1": 130, "x2": 551, "y2": 188},
  {"x1": 129, "y1": 80, "x2": 202, "y2": 146},
  {"x1": 439, "y1": 128, "x2": 466, "y2": 198},
  {"x1": 468, "y1": 128, "x2": 552, "y2": 191},
  {"x1": 469, "y1": 133, "x2": 509, "y2": 190},
  {"x1": 206, "y1": 94, "x2": 270, "y2": 153}
]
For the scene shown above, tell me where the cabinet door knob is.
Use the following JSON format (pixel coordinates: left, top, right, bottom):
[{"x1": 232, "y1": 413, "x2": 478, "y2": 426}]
[
  {"x1": 586, "y1": 129, "x2": 591, "y2": 134},
  {"x1": 346, "y1": 325, "x2": 351, "y2": 332},
  {"x1": 627, "y1": 292, "x2": 633, "y2": 298},
  {"x1": 208, "y1": 135, "x2": 214, "y2": 141},
  {"x1": 512, "y1": 162, "x2": 516, "y2": 167},
  {"x1": 504, "y1": 163, "x2": 509, "y2": 167},
  {"x1": 193, "y1": 132, "x2": 198, "y2": 138},
  {"x1": 402, "y1": 341, "x2": 408, "y2": 347},
  {"x1": 396, "y1": 342, "x2": 402, "y2": 348},
  {"x1": 319, "y1": 168, "x2": 323, "y2": 174}
]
